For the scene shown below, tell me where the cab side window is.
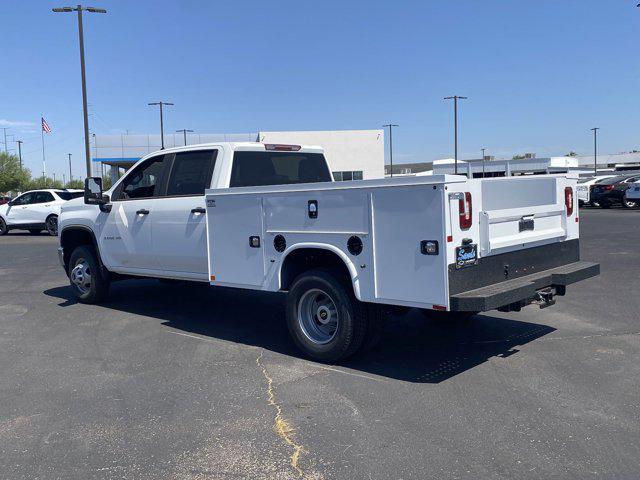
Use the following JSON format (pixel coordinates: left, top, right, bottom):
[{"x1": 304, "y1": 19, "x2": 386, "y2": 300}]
[
  {"x1": 12, "y1": 193, "x2": 34, "y2": 205},
  {"x1": 117, "y1": 155, "x2": 166, "y2": 200},
  {"x1": 33, "y1": 192, "x2": 55, "y2": 204},
  {"x1": 166, "y1": 150, "x2": 218, "y2": 196}
]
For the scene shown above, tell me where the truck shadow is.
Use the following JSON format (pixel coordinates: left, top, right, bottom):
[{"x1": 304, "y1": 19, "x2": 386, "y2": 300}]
[{"x1": 44, "y1": 280, "x2": 556, "y2": 384}]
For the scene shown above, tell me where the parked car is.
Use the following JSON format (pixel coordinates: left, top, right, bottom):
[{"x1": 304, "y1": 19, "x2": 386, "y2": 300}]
[
  {"x1": 576, "y1": 175, "x2": 615, "y2": 206},
  {"x1": 0, "y1": 195, "x2": 12, "y2": 206},
  {"x1": 624, "y1": 180, "x2": 640, "y2": 205},
  {"x1": 0, "y1": 189, "x2": 83, "y2": 236},
  {"x1": 590, "y1": 174, "x2": 640, "y2": 208},
  {"x1": 57, "y1": 142, "x2": 598, "y2": 362}
]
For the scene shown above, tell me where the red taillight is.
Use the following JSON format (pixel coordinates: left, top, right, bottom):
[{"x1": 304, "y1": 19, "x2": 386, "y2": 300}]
[
  {"x1": 264, "y1": 144, "x2": 301, "y2": 151},
  {"x1": 458, "y1": 192, "x2": 472, "y2": 230},
  {"x1": 565, "y1": 187, "x2": 574, "y2": 216},
  {"x1": 604, "y1": 185, "x2": 614, "y2": 191}
]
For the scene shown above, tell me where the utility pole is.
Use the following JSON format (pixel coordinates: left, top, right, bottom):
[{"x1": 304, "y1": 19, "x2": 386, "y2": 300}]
[
  {"x1": 1, "y1": 127, "x2": 8, "y2": 153},
  {"x1": 481, "y1": 147, "x2": 486, "y2": 178},
  {"x1": 382, "y1": 124, "x2": 399, "y2": 177},
  {"x1": 53, "y1": 4, "x2": 106, "y2": 178},
  {"x1": 16, "y1": 140, "x2": 23, "y2": 168},
  {"x1": 591, "y1": 127, "x2": 600, "y2": 176},
  {"x1": 176, "y1": 129, "x2": 194, "y2": 146},
  {"x1": 68, "y1": 153, "x2": 73, "y2": 182},
  {"x1": 148, "y1": 101, "x2": 174, "y2": 149},
  {"x1": 444, "y1": 95, "x2": 468, "y2": 175}
]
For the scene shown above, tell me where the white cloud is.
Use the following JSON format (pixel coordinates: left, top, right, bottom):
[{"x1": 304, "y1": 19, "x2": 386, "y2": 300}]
[{"x1": 0, "y1": 119, "x2": 36, "y2": 128}]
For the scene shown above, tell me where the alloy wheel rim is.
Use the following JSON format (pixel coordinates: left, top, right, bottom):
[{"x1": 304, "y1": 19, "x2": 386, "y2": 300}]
[
  {"x1": 47, "y1": 217, "x2": 58, "y2": 235},
  {"x1": 70, "y1": 258, "x2": 92, "y2": 294},
  {"x1": 297, "y1": 288, "x2": 339, "y2": 345}
]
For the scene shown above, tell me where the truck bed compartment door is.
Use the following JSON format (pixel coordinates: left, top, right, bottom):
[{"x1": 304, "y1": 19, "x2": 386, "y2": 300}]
[
  {"x1": 206, "y1": 195, "x2": 265, "y2": 287},
  {"x1": 479, "y1": 177, "x2": 568, "y2": 255}
]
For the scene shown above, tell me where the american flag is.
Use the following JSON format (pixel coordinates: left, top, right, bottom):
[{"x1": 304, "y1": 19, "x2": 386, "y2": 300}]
[{"x1": 41, "y1": 117, "x2": 51, "y2": 134}]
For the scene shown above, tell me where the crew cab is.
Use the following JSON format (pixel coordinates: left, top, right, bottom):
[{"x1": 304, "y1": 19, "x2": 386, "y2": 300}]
[
  {"x1": 58, "y1": 143, "x2": 599, "y2": 362},
  {"x1": 0, "y1": 189, "x2": 83, "y2": 236}
]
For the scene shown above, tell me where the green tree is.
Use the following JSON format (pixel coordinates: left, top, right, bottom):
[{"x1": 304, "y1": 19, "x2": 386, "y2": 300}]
[
  {"x1": 102, "y1": 176, "x2": 113, "y2": 190},
  {"x1": 512, "y1": 154, "x2": 526, "y2": 160},
  {"x1": 64, "y1": 179, "x2": 84, "y2": 189},
  {"x1": 566, "y1": 151, "x2": 578, "y2": 157},
  {"x1": 0, "y1": 152, "x2": 31, "y2": 193},
  {"x1": 26, "y1": 176, "x2": 63, "y2": 190}
]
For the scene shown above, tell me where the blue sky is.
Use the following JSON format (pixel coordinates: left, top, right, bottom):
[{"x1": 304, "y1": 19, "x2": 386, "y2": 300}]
[{"x1": 2, "y1": 0, "x2": 639, "y2": 179}]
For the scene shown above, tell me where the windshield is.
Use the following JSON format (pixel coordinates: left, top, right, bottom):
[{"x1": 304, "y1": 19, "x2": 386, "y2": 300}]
[
  {"x1": 597, "y1": 176, "x2": 631, "y2": 186},
  {"x1": 230, "y1": 151, "x2": 332, "y2": 187}
]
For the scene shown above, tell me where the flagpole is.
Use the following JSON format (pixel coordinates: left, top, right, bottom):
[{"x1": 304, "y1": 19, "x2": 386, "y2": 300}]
[{"x1": 41, "y1": 115, "x2": 46, "y2": 179}]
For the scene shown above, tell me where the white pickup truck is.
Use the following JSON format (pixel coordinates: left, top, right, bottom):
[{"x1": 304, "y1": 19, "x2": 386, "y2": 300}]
[{"x1": 58, "y1": 142, "x2": 599, "y2": 361}]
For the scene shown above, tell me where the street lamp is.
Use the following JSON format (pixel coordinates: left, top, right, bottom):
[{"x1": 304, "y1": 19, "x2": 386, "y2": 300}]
[
  {"x1": 176, "y1": 129, "x2": 194, "y2": 146},
  {"x1": 481, "y1": 147, "x2": 486, "y2": 178},
  {"x1": 148, "y1": 101, "x2": 174, "y2": 149},
  {"x1": 444, "y1": 95, "x2": 468, "y2": 175},
  {"x1": 53, "y1": 5, "x2": 106, "y2": 178},
  {"x1": 591, "y1": 127, "x2": 600, "y2": 176},
  {"x1": 382, "y1": 124, "x2": 399, "y2": 177}
]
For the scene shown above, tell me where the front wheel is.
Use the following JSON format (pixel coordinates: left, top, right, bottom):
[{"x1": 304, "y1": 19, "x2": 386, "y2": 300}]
[
  {"x1": 286, "y1": 269, "x2": 367, "y2": 363},
  {"x1": 623, "y1": 197, "x2": 637, "y2": 209},
  {"x1": 0, "y1": 217, "x2": 8, "y2": 236},
  {"x1": 46, "y1": 215, "x2": 58, "y2": 236},
  {"x1": 68, "y1": 245, "x2": 110, "y2": 304}
]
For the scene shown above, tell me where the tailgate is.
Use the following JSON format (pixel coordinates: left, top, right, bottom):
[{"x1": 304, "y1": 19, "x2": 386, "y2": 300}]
[{"x1": 478, "y1": 177, "x2": 575, "y2": 256}]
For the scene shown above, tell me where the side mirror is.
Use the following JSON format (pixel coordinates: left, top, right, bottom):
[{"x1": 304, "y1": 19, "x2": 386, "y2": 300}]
[{"x1": 84, "y1": 177, "x2": 108, "y2": 205}]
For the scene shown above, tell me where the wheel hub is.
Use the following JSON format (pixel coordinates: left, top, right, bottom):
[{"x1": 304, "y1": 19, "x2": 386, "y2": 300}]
[
  {"x1": 70, "y1": 260, "x2": 91, "y2": 294},
  {"x1": 297, "y1": 289, "x2": 339, "y2": 345}
]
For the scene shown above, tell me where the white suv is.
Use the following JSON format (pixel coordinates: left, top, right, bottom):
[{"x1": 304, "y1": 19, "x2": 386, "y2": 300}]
[{"x1": 0, "y1": 189, "x2": 83, "y2": 236}]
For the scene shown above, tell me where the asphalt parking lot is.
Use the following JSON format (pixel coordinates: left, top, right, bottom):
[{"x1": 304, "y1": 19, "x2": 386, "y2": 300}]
[{"x1": 1, "y1": 207, "x2": 639, "y2": 480}]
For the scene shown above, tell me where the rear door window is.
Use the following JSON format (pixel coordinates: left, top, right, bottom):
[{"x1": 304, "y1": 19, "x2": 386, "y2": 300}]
[
  {"x1": 230, "y1": 151, "x2": 331, "y2": 188},
  {"x1": 33, "y1": 192, "x2": 55, "y2": 204},
  {"x1": 166, "y1": 150, "x2": 218, "y2": 196}
]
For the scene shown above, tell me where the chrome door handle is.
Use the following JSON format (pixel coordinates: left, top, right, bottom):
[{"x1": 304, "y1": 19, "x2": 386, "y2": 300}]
[
  {"x1": 191, "y1": 207, "x2": 206, "y2": 214},
  {"x1": 136, "y1": 209, "x2": 150, "y2": 215}
]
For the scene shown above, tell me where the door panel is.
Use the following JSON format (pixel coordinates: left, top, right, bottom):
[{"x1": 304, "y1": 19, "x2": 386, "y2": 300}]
[
  {"x1": 6, "y1": 193, "x2": 34, "y2": 225},
  {"x1": 100, "y1": 199, "x2": 158, "y2": 270},
  {"x1": 99, "y1": 154, "x2": 167, "y2": 272},
  {"x1": 152, "y1": 196, "x2": 208, "y2": 276},
  {"x1": 151, "y1": 149, "x2": 218, "y2": 277}
]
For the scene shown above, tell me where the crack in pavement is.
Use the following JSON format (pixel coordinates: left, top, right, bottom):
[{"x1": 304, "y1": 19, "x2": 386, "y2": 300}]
[{"x1": 256, "y1": 351, "x2": 305, "y2": 478}]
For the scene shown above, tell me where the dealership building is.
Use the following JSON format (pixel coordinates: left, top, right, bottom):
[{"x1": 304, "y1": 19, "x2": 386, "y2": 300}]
[{"x1": 92, "y1": 129, "x2": 385, "y2": 182}]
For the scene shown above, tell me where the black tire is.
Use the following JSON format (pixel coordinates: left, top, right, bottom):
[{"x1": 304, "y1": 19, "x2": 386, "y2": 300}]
[
  {"x1": 420, "y1": 309, "x2": 478, "y2": 322},
  {"x1": 46, "y1": 215, "x2": 58, "y2": 236},
  {"x1": 68, "y1": 245, "x2": 110, "y2": 304},
  {"x1": 0, "y1": 217, "x2": 8, "y2": 236},
  {"x1": 286, "y1": 269, "x2": 367, "y2": 363},
  {"x1": 28, "y1": 229, "x2": 42, "y2": 235},
  {"x1": 622, "y1": 197, "x2": 637, "y2": 209}
]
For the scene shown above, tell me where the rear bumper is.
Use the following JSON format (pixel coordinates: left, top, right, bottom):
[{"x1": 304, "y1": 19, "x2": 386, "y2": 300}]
[{"x1": 450, "y1": 261, "x2": 599, "y2": 312}]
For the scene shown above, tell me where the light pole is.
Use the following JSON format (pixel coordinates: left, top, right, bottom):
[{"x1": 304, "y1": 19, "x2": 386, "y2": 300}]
[
  {"x1": 16, "y1": 140, "x2": 23, "y2": 168},
  {"x1": 53, "y1": 5, "x2": 106, "y2": 178},
  {"x1": 591, "y1": 127, "x2": 599, "y2": 176},
  {"x1": 382, "y1": 124, "x2": 398, "y2": 177},
  {"x1": 481, "y1": 147, "x2": 486, "y2": 178},
  {"x1": 444, "y1": 95, "x2": 468, "y2": 175},
  {"x1": 148, "y1": 101, "x2": 174, "y2": 149},
  {"x1": 176, "y1": 129, "x2": 194, "y2": 146},
  {"x1": 68, "y1": 153, "x2": 73, "y2": 182}
]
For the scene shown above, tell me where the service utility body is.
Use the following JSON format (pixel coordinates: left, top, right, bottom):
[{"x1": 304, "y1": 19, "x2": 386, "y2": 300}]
[{"x1": 58, "y1": 142, "x2": 599, "y2": 362}]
